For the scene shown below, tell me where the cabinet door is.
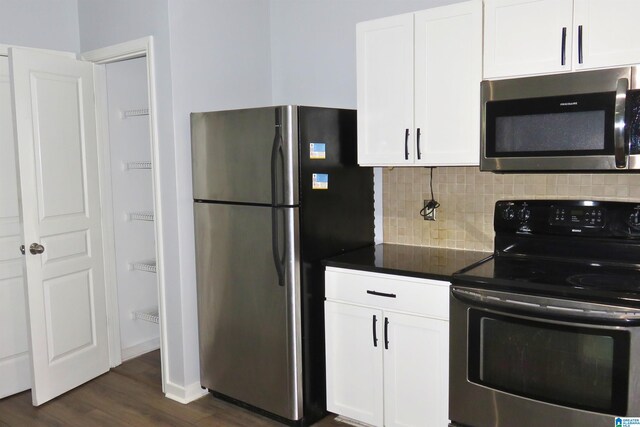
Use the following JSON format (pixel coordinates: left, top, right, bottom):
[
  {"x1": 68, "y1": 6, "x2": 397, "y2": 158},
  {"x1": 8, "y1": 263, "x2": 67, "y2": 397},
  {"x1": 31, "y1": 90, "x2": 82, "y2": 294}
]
[
  {"x1": 383, "y1": 312, "x2": 449, "y2": 427},
  {"x1": 357, "y1": 13, "x2": 414, "y2": 166},
  {"x1": 574, "y1": 0, "x2": 640, "y2": 70},
  {"x1": 325, "y1": 301, "x2": 384, "y2": 427},
  {"x1": 484, "y1": 0, "x2": 574, "y2": 78},
  {"x1": 414, "y1": 1, "x2": 482, "y2": 166}
]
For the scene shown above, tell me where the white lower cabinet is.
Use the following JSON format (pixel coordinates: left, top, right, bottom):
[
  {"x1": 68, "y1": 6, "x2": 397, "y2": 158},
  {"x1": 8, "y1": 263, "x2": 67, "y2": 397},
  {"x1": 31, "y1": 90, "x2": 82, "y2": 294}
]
[
  {"x1": 325, "y1": 301, "x2": 384, "y2": 426},
  {"x1": 384, "y1": 312, "x2": 448, "y2": 427},
  {"x1": 325, "y1": 268, "x2": 449, "y2": 427}
]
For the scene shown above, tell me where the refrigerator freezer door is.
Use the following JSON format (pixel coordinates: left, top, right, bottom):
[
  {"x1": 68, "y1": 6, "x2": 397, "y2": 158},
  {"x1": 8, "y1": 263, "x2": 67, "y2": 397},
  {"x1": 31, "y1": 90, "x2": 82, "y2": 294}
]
[
  {"x1": 191, "y1": 106, "x2": 299, "y2": 205},
  {"x1": 194, "y1": 202, "x2": 302, "y2": 420},
  {"x1": 296, "y1": 107, "x2": 375, "y2": 422},
  {"x1": 298, "y1": 107, "x2": 374, "y2": 261}
]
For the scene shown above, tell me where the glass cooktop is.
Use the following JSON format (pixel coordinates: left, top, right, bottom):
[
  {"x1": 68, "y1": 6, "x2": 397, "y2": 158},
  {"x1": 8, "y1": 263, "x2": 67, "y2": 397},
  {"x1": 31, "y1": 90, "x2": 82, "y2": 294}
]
[{"x1": 453, "y1": 255, "x2": 640, "y2": 308}]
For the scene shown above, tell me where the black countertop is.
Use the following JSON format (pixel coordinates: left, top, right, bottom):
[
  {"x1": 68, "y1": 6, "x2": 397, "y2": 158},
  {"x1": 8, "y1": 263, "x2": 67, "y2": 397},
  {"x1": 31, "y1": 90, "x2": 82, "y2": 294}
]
[{"x1": 324, "y1": 243, "x2": 492, "y2": 282}]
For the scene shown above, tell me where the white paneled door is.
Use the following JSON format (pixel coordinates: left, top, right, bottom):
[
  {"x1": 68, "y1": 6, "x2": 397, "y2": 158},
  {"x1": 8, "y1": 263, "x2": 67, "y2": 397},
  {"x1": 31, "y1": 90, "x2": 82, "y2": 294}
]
[
  {"x1": 10, "y1": 48, "x2": 109, "y2": 405},
  {"x1": 0, "y1": 57, "x2": 31, "y2": 400}
]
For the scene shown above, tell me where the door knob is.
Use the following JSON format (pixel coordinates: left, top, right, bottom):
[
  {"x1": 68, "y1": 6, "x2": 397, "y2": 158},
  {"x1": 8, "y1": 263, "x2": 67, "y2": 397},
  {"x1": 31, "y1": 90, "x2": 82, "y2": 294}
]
[{"x1": 29, "y1": 243, "x2": 45, "y2": 255}]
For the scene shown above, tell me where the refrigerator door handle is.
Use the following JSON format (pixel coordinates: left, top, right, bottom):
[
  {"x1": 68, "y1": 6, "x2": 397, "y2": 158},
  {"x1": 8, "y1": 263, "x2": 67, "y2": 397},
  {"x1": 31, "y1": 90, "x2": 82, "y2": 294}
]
[
  {"x1": 271, "y1": 121, "x2": 284, "y2": 207},
  {"x1": 271, "y1": 121, "x2": 286, "y2": 287},
  {"x1": 271, "y1": 206, "x2": 286, "y2": 287}
]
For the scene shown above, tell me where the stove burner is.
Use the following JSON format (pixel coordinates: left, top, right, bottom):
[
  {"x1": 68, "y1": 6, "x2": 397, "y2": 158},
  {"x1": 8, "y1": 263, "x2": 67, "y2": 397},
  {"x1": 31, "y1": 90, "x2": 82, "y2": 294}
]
[{"x1": 566, "y1": 273, "x2": 640, "y2": 291}]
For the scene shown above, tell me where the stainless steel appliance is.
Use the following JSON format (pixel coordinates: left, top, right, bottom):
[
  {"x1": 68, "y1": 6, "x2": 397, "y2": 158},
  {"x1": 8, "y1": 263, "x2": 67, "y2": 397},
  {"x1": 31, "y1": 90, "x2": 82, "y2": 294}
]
[
  {"x1": 191, "y1": 106, "x2": 374, "y2": 426},
  {"x1": 481, "y1": 66, "x2": 640, "y2": 172},
  {"x1": 450, "y1": 200, "x2": 640, "y2": 427}
]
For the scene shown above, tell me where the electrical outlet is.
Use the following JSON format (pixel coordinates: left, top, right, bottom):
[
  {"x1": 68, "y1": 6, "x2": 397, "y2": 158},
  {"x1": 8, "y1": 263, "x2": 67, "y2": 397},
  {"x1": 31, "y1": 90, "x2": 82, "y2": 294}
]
[
  {"x1": 423, "y1": 200, "x2": 437, "y2": 221},
  {"x1": 425, "y1": 209, "x2": 436, "y2": 221}
]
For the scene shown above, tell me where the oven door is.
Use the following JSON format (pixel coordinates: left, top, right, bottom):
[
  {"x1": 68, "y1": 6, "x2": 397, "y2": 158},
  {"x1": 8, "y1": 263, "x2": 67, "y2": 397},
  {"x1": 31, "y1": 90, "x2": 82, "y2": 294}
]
[{"x1": 449, "y1": 286, "x2": 640, "y2": 427}]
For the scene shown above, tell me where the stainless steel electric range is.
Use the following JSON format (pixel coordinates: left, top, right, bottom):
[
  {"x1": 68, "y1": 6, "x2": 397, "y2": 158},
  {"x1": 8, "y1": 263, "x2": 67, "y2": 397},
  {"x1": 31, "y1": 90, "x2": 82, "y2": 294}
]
[{"x1": 449, "y1": 199, "x2": 640, "y2": 427}]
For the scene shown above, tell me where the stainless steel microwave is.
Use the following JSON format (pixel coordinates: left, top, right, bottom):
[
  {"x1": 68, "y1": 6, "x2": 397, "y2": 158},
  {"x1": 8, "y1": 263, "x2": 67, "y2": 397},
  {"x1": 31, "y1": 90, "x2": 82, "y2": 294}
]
[{"x1": 481, "y1": 66, "x2": 640, "y2": 172}]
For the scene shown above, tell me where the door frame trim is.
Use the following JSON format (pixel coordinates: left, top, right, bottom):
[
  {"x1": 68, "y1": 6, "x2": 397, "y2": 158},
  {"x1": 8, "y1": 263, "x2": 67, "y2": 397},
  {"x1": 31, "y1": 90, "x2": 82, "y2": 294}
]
[
  {"x1": 81, "y1": 36, "x2": 168, "y2": 394},
  {"x1": 0, "y1": 45, "x2": 76, "y2": 58}
]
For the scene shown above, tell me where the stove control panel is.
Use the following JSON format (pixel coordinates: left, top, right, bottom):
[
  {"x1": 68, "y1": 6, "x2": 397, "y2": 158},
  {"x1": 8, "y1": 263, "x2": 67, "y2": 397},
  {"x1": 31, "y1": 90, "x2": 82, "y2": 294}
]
[
  {"x1": 494, "y1": 201, "x2": 640, "y2": 261},
  {"x1": 492, "y1": 200, "x2": 640, "y2": 236},
  {"x1": 549, "y1": 206, "x2": 605, "y2": 228}
]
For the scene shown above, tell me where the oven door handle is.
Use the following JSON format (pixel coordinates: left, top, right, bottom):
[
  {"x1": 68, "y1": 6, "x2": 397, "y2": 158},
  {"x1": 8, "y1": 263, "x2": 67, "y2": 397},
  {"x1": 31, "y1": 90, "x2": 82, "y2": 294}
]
[{"x1": 452, "y1": 286, "x2": 640, "y2": 324}]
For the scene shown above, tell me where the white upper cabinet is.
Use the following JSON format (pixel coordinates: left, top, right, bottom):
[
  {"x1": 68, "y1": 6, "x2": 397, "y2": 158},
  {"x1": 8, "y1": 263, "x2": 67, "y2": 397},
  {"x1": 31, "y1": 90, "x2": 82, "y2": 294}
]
[
  {"x1": 485, "y1": 0, "x2": 640, "y2": 79},
  {"x1": 357, "y1": 13, "x2": 414, "y2": 165},
  {"x1": 357, "y1": 1, "x2": 482, "y2": 166},
  {"x1": 414, "y1": 2, "x2": 482, "y2": 166},
  {"x1": 573, "y1": 0, "x2": 640, "y2": 71},
  {"x1": 484, "y1": 0, "x2": 574, "y2": 78}
]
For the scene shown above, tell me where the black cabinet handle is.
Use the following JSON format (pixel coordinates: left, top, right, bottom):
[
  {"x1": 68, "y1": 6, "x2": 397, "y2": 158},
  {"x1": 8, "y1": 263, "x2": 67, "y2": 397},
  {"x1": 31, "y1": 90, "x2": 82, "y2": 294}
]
[
  {"x1": 416, "y1": 128, "x2": 422, "y2": 160},
  {"x1": 384, "y1": 317, "x2": 389, "y2": 350},
  {"x1": 404, "y1": 128, "x2": 410, "y2": 160},
  {"x1": 372, "y1": 315, "x2": 378, "y2": 347},
  {"x1": 578, "y1": 25, "x2": 583, "y2": 64},
  {"x1": 367, "y1": 290, "x2": 397, "y2": 298},
  {"x1": 561, "y1": 27, "x2": 567, "y2": 66}
]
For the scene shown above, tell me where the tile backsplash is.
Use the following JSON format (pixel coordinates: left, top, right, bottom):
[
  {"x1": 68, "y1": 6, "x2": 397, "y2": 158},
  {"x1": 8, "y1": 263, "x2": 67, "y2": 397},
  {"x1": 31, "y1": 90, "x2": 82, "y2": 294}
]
[{"x1": 383, "y1": 167, "x2": 640, "y2": 252}]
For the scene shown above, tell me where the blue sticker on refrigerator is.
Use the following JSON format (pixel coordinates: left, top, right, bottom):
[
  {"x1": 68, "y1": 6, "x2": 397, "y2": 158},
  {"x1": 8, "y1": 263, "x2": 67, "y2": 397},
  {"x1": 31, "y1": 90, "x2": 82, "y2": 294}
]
[
  {"x1": 312, "y1": 173, "x2": 328, "y2": 190},
  {"x1": 309, "y1": 143, "x2": 326, "y2": 159}
]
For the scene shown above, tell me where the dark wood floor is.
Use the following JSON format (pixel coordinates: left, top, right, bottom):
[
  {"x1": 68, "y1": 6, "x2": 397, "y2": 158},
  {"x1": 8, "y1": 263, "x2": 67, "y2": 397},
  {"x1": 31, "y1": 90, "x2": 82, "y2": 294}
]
[{"x1": 0, "y1": 351, "x2": 348, "y2": 427}]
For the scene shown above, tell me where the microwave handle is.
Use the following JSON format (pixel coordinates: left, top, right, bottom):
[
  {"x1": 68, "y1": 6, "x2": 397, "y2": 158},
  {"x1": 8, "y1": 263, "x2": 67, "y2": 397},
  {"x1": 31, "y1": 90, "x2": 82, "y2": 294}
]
[{"x1": 614, "y1": 77, "x2": 628, "y2": 168}]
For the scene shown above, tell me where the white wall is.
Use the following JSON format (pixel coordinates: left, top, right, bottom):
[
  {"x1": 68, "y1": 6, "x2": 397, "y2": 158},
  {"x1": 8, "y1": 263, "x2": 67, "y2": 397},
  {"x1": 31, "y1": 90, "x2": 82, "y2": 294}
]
[
  {"x1": 166, "y1": 0, "x2": 273, "y2": 393},
  {"x1": 76, "y1": 0, "x2": 190, "y2": 391},
  {"x1": 0, "y1": 0, "x2": 79, "y2": 52}
]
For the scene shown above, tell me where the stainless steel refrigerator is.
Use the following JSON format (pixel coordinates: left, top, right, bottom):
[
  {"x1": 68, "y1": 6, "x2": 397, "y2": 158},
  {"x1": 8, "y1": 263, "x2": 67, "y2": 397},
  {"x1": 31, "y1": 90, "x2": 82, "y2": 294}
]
[{"x1": 191, "y1": 106, "x2": 374, "y2": 426}]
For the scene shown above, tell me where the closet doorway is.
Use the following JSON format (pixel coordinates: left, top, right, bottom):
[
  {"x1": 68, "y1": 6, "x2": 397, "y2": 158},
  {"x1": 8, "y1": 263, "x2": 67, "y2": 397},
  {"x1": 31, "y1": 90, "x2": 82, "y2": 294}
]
[
  {"x1": 88, "y1": 43, "x2": 164, "y2": 369},
  {"x1": 0, "y1": 37, "x2": 168, "y2": 405}
]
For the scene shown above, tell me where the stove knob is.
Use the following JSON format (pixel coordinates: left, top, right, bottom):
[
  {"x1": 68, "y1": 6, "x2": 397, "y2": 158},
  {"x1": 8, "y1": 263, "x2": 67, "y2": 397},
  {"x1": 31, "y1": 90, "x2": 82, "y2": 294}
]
[
  {"x1": 502, "y1": 206, "x2": 515, "y2": 220},
  {"x1": 629, "y1": 211, "x2": 640, "y2": 227},
  {"x1": 517, "y1": 207, "x2": 531, "y2": 222}
]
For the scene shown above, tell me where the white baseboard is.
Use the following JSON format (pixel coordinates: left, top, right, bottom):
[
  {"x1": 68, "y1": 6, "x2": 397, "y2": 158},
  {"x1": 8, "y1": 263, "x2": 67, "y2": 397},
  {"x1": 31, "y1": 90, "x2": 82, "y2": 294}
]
[
  {"x1": 121, "y1": 339, "x2": 207, "y2": 404},
  {"x1": 120, "y1": 337, "x2": 160, "y2": 361},
  {"x1": 164, "y1": 380, "x2": 209, "y2": 404}
]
